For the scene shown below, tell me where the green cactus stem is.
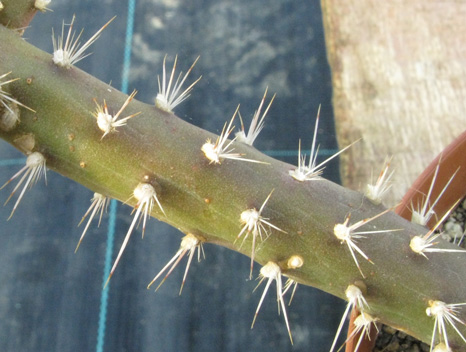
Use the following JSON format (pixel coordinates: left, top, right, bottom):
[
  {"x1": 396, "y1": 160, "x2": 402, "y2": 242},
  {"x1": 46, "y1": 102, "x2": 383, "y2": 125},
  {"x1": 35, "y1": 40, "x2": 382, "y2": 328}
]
[{"x1": 1, "y1": 2, "x2": 466, "y2": 348}]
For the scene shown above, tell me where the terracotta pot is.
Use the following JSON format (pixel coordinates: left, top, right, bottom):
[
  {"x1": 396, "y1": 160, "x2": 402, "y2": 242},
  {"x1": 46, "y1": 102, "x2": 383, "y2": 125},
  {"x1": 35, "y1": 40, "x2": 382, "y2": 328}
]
[
  {"x1": 345, "y1": 129, "x2": 466, "y2": 352},
  {"x1": 396, "y1": 129, "x2": 466, "y2": 227}
]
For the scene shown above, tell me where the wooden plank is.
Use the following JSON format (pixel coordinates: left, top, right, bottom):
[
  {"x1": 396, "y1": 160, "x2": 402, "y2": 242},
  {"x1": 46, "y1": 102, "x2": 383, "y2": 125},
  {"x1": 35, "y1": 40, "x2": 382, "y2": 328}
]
[{"x1": 322, "y1": 0, "x2": 466, "y2": 205}]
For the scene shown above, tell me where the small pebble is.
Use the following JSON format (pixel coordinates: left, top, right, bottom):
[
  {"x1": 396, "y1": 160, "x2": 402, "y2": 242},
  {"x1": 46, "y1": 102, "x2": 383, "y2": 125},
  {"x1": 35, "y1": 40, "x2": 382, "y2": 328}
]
[
  {"x1": 407, "y1": 345, "x2": 420, "y2": 352},
  {"x1": 397, "y1": 331, "x2": 407, "y2": 339}
]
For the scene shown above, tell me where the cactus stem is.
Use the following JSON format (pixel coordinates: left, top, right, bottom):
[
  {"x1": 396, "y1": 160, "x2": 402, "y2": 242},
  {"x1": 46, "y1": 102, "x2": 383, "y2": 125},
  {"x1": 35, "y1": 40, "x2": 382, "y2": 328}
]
[
  {"x1": 329, "y1": 284, "x2": 370, "y2": 352},
  {"x1": 155, "y1": 55, "x2": 201, "y2": 113},
  {"x1": 75, "y1": 192, "x2": 109, "y2": 253},
  {"x1": 251, "y1": 261, "x2": 293, "y2": 345},
  {"x1": 237, "y1": 189, "x2": 286, "y2": 279},
  {"x1": 93, "y1": 89, "x2": 140, "y2": 139},
  {"x1": 333, "y1": 207, "x2": 397, "y2": 278},
  {"x1": 235, "y1": 87, "x2": 275, "y2": 146},
  {"x1": 426, "y1": 300, "x2": 466, "y2": 352},
  {"x1": 147, "y1": 233, "x2": 204, "y2": 295},
  {"x1": 289, "y1": 106, "x2": 358, "y2": 181},
  {"x1": 52, "y1": 15, "x2": 115, "y2": 68},
  {"x1": 0, "y1": 151, "x2": 46, "y2": 219},
  {"x1": 410, "y1": 199, "x2": 466, "y2": 257},
  {"x1": 365, "y1": 156, "x2": 394, "y2": 205}
]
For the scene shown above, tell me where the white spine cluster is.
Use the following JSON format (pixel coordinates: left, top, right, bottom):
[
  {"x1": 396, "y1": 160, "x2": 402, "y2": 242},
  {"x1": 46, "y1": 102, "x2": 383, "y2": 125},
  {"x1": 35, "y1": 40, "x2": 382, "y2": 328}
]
[
  {"x1": 0, "y1": 72, "x2": 35, "y2": 119},
  {"x1": 329, "y1": 284, "x2": 370, "y2": 352},
  {"x1": 411, "y1": 161, "x2": 458, "y2": 226},
  {"x1": 346, "y1": 312, "x2": 378, "y2": 352},
  {"x1": 410, "y1": 200, "x2": 466, "y2": 258},
  {"x1": 52, "y1": 15, "x2": 115, "y2": 68},
  {"x1": 333, "y1": 208, "x2": 395, "y2": 278},
  {"x1": 365, "y1": 157, "x2": 394, "y2": 205},
  {"x1": 75, "y1": 193, "x2": 108, "y2": 252},
  {"x1": 155, "y1": 55, "x2": 201, "y2": 113},
  {"x1": 93, "y1": 90, "x2": 140, "y2": 139},
  {"x1": 35, "y1": 0, "x2": 51, "y2": 12},
  {"x1": 237, "y1": 190, "x2": 285, "y2": 279},
  {"x1": 282, "y1": 255, "x2": 304, "y2": 305},
  {"x1": 289, "y1": 107, "x2": 357, "y2": 181},
  {"x1": 201, "y1": 107, "x2": 266, "y2": 165},
  {"x1": 147, "y1": 233, "x2": 204, "y2": 294},
  {"x1": 426, "y1": 300, "x2": 466, "y2": 352},
  {"x1": 106, "y1": 182, "x2": 165, "y2": 285},
  {"x1": 251, "y1": 262, "x2": 293, "y2": 344},
  {"x1": 235, "y1": 88, "x2": 275, "y2": 146},
  {"x1": 1, "y1": 152, "x2": 47, "y2": 219}
]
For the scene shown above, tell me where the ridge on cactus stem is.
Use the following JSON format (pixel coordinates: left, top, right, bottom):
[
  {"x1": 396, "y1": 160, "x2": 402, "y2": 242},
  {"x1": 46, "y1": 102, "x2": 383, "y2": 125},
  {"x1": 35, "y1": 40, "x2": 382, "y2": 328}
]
[
  {"x1": 329, "y1": 283, "x2": 369, "y2": 352},
  {"x1": 237, "y1": 189, "x2": 286, "y2": 279},
  {"x1": 235, "y1": 88, "x2": 275, "y2": 146},
  {"x1": 333, "y1": 207, "x2": 398, "y2": 278},
  {"x1": 426, "y1": 300, "x2": 466, "y2": 352},
  {"x1": 105, "y1": 182, "x2": 165, "y2": 286},
  {"x1": 201, "y1": 106, "x2": 268, "y2": 164},
  {"x1": 1, "y1": 152, "x2": 46, "y2": 220},
  {"x1": 75, "y1": 193, "x2": 109, "y2": 252},
  {"x1": 52, "y1": 15, "x2": 115, "y2": 68},
  {"x1": 155, "y1": 55, "x2": 201, "y2": 113},
  {"x1": 410, "y1": 200, "x2": 466, "y2": 257},
  {"x1": 93, "y1": 90, "x2": 140, "y2": 139},
  {"x1": 410, "y1": 159, "x2": 458, "y2": 226},
  {"x1": 289, "y1": 106, "x2": 357, "y2": 181},
  {"x1": 365, "y1": 157, "x2": 394, "y2": 205},
  {"x1": 251, "y1": 261, "x2": 293, "y2": 345},
  {"x1": 147, "y1": 233, "x2": 204, "y2": 295},
  {"x1": 0, "y1": 72, "x2": 35, "y2": 114}
]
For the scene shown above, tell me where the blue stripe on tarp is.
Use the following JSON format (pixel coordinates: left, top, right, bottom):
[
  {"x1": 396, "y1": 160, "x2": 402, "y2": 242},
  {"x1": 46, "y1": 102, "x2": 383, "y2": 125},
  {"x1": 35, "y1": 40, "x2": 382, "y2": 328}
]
[
  {"x1": 120, "y1": 0, "x2": 136, "y2": 95},
  {"x1": 0, "y1": 158, "x2": 26, "y2": 166},
  {"x1": 96, "y1": 198, "x2": 117, "y2": 352},
  {"x1": 96, "y1": 0, "x2": 136, "y2": 351}
]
